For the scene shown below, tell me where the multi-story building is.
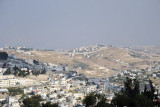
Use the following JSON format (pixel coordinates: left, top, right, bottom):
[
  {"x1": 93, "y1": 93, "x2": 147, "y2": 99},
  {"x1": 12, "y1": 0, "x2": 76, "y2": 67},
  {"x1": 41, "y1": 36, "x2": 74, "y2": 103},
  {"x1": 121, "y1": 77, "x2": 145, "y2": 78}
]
[{"x1": 81, "y1": 85, "x2": 97, "y2": 93}]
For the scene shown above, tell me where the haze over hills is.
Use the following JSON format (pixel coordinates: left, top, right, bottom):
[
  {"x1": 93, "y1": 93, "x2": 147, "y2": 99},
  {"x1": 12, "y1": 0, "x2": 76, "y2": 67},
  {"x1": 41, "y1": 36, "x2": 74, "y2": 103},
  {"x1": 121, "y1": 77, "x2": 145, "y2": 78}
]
[
  {"x1": 133, "y1": 46, "x2": 160, "y2": 55},
  {"x1": 3, "y1": 45, "x2": 160, "y2": 78}
]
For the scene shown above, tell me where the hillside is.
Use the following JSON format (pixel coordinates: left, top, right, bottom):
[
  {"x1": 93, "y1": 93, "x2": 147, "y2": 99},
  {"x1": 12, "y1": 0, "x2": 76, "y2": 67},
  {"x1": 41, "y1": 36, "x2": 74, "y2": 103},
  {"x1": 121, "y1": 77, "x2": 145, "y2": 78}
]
[{"x1": 4, "y1": 45, "x2": 160, "y2": 78}]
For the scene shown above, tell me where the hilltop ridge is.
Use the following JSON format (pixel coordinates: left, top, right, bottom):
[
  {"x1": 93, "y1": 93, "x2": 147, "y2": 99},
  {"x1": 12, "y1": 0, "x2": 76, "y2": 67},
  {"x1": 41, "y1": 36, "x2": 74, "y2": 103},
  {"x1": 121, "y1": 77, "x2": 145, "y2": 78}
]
[{"x1": 2, "y1": 45, "x2": 160, "y2": 78}]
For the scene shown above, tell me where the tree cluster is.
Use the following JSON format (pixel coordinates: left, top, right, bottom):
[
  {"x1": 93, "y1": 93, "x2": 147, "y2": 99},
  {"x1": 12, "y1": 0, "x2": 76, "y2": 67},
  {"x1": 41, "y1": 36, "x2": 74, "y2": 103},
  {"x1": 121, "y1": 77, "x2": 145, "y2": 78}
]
[
  {"x1": 3, "y1": 68, "x2": 11, "y2": 75},
  {"x1": 32, "y1": 69, "x2": 46, "y2": 75},
  {"x1": 0, "y1": 52, "x2": 8, "y2": 60},
  {"x1": 8, "y1": 87, "x2": 23, "y2": 96},
  {"x1": 22, "y1": 95, "x2": 42, "y2": 107},
  {"x1": 83, "y1": 77, "x2": 160, "y2": 107},
  {"x1": 22, "y1": 95, "x2": 58, "y2": 107},
  {"x1": 112, "y1": 77, "x2": 160, "y2": 107},
  {"x1": 33, "y1": 60, "x2": 39, "y2": 65},
  {"x1": 83, "y1": 92, "x2": 111, "y2": 107}
]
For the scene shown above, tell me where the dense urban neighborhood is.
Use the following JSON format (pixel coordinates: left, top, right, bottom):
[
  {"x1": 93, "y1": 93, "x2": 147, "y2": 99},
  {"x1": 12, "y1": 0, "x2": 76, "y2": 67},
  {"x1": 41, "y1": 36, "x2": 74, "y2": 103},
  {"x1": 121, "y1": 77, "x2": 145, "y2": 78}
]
[{"x1": 0, "y1": 46, "x2": 160, "y2": 107}]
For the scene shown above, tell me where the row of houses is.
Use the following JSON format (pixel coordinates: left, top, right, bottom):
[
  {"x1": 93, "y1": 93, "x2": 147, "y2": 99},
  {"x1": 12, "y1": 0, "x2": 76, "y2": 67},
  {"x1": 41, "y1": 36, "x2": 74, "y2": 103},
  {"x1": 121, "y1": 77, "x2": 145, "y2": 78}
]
[{"x1": 0, "y1": 75, "x2": 38, "y2": 87}]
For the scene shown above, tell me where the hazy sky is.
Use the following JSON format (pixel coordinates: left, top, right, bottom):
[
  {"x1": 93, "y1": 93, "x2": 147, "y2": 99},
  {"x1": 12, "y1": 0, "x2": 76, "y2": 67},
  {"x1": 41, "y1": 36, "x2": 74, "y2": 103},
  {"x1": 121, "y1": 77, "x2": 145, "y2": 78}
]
[{"x1": 0, "y1": 0, "x2": 160, "y2": 49}]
